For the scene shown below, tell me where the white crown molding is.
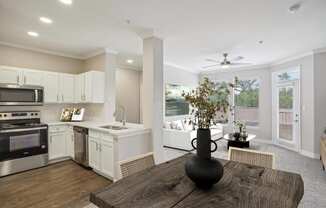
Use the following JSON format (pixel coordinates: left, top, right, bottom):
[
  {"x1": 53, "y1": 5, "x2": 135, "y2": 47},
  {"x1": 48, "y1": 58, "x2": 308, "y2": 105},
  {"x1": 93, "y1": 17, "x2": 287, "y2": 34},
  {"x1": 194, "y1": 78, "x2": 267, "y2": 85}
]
[
  {"x1": 164, "y1": 62, "x2": 199, "y2": 74},
  {"x1": 0, "y1": 41, "x2": 85, "y2": 60},
  {"x1": 313, "y1": 47, "x2": 326, "y2": 54},
  {"x1": 105, "y1": 48, "x2": 119, "y2": 55},
  {"x1": 270, "y1": 51, "x2": 314, "y2": 67},
  {"x1": 199, "y1": 63, "x2": 271, "y2": 75},
  {"x1": 83, "y1": 49, "x2": 105, "y2": 59}
]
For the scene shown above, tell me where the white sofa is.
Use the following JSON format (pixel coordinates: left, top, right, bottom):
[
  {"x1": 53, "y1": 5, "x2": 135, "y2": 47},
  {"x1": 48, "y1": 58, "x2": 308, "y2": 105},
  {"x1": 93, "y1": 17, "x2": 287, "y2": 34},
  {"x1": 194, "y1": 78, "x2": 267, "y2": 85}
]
[{"x1": 163, "y1": 123, "x2": 224, "y2": 151}]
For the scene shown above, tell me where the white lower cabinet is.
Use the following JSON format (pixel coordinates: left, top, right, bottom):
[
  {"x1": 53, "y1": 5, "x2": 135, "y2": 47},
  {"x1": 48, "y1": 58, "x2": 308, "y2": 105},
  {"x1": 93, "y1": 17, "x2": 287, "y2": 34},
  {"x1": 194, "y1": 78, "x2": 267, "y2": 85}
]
[
  {"x1": 89, "y1": 137, "x2": 101, "y2": 171},
  {"x1": 48, "y1": 132, "x2": 67, "y2": 160},
  {"x1": 48, "y1": 125, "x2": 74, "y2": 161},
  {"x1": 65, "y1": 126, "x2": 75, "y2": 159},
  {"x1": 88, "y1": 130, "x2": 114, "y2": 179},
  {"x1": 100, "y1": 140, "x2": 114, "y2": 177}
]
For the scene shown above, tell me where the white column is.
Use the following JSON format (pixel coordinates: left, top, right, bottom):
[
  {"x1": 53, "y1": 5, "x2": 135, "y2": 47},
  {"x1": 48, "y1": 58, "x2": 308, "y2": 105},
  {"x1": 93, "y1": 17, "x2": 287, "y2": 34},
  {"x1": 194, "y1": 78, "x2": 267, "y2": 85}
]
[
  {"x1": 142, "y1": 36, "x2": 164, "y2": 163},
  {"x1": 104, "y1": 49, "x2": 118, "y2": 122}
]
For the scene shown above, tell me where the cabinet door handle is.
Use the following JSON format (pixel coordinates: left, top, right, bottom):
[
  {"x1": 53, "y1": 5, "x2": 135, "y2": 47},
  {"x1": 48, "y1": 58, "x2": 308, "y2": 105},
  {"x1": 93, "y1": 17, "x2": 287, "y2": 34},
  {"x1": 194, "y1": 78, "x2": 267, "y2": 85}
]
[
  {"x1": 24, "y1": 76, "x2": 26, "y2": 84},
  {"x1": 62, "y1": 95, "x2": 64, "y2": 102},
  {"x1": 16, "y1": 75, "x2": 19, "y2": 84}
]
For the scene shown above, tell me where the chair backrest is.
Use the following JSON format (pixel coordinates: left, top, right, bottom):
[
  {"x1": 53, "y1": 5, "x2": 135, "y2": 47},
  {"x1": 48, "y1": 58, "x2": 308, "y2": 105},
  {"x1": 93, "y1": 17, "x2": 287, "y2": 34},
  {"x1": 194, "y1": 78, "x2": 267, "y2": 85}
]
[
  {"x1": 228, "y1": 147, "x2": 275, "y2": 169},
  {"x1": 119, "y1": 152, "x2": 155, "y2": 178}
]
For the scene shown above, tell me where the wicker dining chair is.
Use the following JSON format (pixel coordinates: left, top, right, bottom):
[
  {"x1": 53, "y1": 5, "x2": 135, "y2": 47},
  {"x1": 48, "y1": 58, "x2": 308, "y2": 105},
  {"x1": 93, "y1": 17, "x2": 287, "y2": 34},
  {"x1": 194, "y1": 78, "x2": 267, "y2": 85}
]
[
  {"x1": 228, "y1": 147, "x2": 275, "y2": 169},
  {"x1": 119, "y1": 152, "x2": 155, "y2": 178}
]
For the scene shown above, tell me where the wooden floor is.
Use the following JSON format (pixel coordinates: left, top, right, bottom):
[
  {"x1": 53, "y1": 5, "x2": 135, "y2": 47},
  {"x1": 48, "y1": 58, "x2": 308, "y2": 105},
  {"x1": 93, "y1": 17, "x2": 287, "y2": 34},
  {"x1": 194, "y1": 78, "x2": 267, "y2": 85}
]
[{"x1": 0, "y1": 160, "x2": 111, "y2": 208}]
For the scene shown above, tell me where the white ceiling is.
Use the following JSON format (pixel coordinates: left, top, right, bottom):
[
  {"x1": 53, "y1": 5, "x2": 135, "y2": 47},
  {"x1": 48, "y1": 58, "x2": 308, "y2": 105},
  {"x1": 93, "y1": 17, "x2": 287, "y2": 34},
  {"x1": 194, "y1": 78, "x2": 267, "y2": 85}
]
[{"x1": 0, "y1": 0, "x2": 326, "y2": 73}]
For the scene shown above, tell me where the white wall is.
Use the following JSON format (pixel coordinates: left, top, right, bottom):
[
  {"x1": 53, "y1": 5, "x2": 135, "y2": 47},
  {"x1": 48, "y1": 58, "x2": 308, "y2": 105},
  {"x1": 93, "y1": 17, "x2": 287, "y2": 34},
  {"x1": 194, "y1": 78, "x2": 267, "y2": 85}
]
[
  {"x1": 164, "y1": 65, "x2": 199, "y2": 87},
  {"x1": 313, "y1": 52, "x2": 326, "y2": 155},
  {"x1": 271, "y1": 55, "x2": 315, "y2": 155},
  {"x1": 200, "y1": 67, "x2": 272, "y2": 142},
  {"x1": 0, "y1": 44, "x2": 84, "y2": 74},
  {"x1": 116, "y1": 68, "x2": 141, "y2": 123}
]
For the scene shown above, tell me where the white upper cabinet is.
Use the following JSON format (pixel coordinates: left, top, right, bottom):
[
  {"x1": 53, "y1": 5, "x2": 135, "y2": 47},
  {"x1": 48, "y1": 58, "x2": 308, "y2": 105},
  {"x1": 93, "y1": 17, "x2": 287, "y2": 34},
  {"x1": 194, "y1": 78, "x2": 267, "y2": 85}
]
[
  {"x1": 74, "y1": 73, "x2": 84, "y2": 103},
  {"x1": 60, "y1": 73, "x2": 75, "y2": 103},
  {"x1": 22, "y1": 70, "x2": 43, "y2": 86},
  {"x1": 0, "y1": 66, "x2": 21, "y2": 84},
  {"x1": 86, "y1": 71, "x2": 105, "y2": 103},
  {"x1": 43, "y1": 72, "x2": 60, "y2": 103},
  {"x1": 75, "y1": 71, "x2": 105, "y2": 103},
  {"x1": 0, "y1": 66, "x2": 104, "y2": 104}
]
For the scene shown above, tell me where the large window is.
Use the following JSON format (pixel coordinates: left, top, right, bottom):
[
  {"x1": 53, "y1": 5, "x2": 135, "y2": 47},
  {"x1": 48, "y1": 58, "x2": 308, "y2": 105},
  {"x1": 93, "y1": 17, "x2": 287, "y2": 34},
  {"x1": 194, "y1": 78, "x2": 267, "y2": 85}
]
[
  {"x1": 234, "y1": 78, "x2": 259, "y2": 126},
  {"x1": 210, "y1": 81, "x2": 230, "y2": 124},
  {"x1": 165, "y1": 84, "x2": 191, "y2": 117}
]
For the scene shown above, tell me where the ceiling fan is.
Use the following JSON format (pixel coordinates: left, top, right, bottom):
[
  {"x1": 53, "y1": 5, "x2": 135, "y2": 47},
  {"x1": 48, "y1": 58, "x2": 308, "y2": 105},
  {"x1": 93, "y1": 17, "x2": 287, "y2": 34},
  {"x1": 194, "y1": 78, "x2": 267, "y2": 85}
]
[{"x1": 202, "y1": 53, "x2": 251, "y2": 69}]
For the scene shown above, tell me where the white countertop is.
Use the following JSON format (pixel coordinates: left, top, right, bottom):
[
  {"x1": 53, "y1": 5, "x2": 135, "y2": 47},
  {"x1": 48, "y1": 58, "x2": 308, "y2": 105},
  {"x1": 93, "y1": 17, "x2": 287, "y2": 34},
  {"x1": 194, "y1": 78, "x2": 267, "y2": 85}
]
[{"x1": 45, "y1": 121, "x2": 150, "y2": 137}]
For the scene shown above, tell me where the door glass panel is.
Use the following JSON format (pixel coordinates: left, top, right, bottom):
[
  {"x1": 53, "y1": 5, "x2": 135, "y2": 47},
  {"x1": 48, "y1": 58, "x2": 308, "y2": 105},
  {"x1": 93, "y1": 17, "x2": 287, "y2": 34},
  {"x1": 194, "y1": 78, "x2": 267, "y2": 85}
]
[
  {"x1": 278, "y1": 86, "x2": 293, "y2": 141},
  {"x1": 10, "y1": 133, "x2": 40, "y2": 151}
]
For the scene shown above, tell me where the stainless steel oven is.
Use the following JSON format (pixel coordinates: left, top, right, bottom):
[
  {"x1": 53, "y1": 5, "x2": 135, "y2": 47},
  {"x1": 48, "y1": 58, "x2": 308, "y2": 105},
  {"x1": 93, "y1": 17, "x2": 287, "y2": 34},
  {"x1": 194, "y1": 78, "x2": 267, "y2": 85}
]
[
  {"x1": 0, "y1": 84, "x2": 44, "y2": 106},
  {"x1": 0, "y1": 111, "x2": 48, "y2": 177},
  {"x1": 0, "y1": 127, "x2": 48, "y2": 161}
]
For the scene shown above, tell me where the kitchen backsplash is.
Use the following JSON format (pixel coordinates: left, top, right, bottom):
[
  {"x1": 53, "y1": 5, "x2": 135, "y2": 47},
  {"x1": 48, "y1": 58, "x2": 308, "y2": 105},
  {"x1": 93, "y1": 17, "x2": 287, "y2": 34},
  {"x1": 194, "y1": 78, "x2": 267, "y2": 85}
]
[
  {"x1": 0, "y1": 104, "x2": 79, "y2": 122},
  {"x1": 0, "y1": 103, "x2": 106, "y2": 123}
]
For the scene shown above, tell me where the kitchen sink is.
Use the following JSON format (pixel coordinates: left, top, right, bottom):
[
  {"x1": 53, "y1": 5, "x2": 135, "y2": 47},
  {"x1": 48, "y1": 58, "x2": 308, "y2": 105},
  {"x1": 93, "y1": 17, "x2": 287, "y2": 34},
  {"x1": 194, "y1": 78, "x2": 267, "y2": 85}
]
[{"x1": 100, "y1": 125, "x2": 128, "y2": 130}]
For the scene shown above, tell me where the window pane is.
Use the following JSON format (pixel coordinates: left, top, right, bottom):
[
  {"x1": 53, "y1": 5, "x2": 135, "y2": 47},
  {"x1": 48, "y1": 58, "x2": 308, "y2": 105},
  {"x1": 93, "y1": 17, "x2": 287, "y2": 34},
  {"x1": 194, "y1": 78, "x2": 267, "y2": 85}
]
[
  {"x1": 165, "y1": 84, "x2": 191, "y2": 116},
  {"x1": 211, "y1": 81, "x2": 229, "y2": 124},
  {"x1": 234, "y1": 79, "x2": 259, "y2": 126},
  {"x1": 278, "y1": 87, "x2": 293, "y2": 140},
  {"x1": 277, "y1": 71, "x2": 299, "y2": 82}
]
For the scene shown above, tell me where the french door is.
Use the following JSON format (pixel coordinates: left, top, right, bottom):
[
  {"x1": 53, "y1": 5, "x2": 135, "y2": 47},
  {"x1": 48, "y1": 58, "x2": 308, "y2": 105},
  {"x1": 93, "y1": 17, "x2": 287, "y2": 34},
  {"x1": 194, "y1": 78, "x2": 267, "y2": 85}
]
[{"x1": 272, "y1": 79, "x2": 300, "y2": 151}]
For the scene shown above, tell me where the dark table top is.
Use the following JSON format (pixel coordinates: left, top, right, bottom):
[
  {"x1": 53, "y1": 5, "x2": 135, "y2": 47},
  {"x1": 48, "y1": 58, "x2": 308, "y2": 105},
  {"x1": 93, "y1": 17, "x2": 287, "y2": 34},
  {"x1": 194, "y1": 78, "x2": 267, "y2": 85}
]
[{"x1": 90, "y1": 154, "x2": 304, "y2": 208}]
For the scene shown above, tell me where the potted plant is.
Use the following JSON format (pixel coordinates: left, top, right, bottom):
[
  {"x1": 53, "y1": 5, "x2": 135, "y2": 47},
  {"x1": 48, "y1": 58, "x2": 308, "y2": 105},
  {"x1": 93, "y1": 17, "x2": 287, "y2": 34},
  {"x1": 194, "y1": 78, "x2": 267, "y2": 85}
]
[{"x1": 182, "y1": 77, "x2": 233, "y2": 189}]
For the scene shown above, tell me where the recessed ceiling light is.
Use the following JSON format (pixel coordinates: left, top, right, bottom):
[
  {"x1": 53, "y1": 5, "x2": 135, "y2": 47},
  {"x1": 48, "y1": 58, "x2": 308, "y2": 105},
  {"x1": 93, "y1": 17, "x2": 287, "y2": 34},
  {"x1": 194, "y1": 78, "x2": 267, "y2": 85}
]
[
  {"x1": 59, "y1": 0, "x2": 73, "y2": 5},
  {"x1": 258, "y1": 40, "x2": 264, "y2": 44},
  {"x1": 40, "y1": 17, "x2": 53, "y2": 24},
  {"x1": 126, "y1": 59, "x2": 134, "y2": 64},
  {"x1": 27, "y1": 31, "x2": 39, "y2": 37},
  {"x1": 289, "y1": 3, "x2": 301, "y2": 14}
]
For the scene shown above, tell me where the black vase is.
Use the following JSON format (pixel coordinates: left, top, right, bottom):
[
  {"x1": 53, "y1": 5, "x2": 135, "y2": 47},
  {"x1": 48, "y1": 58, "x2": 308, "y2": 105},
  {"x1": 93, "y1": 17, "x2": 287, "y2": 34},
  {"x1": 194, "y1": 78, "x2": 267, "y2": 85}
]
[{"x1": 185, "y1": 128, "x2": 224, "y2": 189}]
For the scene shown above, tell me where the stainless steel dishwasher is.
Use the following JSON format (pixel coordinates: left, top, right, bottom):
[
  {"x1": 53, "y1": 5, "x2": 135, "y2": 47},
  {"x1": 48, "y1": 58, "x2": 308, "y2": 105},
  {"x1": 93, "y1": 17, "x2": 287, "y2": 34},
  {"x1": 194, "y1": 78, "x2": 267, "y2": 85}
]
[{"x1": 73, "y1": 126, "x2": 89, "y2": 167}]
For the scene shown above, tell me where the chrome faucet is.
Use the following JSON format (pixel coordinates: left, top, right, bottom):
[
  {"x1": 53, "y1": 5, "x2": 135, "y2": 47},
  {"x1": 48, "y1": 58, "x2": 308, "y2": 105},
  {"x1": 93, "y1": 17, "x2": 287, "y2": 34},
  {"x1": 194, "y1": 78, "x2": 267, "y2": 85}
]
[{"x1": 114, "y1": 105, "x2": 126, "y2": 126}]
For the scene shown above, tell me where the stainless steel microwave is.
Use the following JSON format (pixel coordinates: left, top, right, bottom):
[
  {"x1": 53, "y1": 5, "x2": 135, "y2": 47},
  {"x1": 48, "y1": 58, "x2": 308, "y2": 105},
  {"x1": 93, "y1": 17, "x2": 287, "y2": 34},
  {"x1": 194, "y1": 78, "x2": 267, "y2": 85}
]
[{"x1": 0, "y1": 84, "x2": 44, "y2": 106}]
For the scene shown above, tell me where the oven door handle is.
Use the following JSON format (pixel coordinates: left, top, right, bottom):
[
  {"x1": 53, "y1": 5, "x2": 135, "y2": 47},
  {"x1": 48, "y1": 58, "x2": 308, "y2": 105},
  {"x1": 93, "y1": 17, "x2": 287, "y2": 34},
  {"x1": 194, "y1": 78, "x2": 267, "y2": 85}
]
[{"x1": 0, "y1": 126, "x2": 47, "y2": 133}]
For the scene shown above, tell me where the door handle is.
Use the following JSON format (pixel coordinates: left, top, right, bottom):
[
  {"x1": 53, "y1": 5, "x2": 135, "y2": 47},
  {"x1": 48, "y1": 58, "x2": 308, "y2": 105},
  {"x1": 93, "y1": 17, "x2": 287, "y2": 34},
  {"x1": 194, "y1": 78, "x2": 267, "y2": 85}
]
[
  {"x1": 16, "y1": 75, "x2": 19, "y2": 84},
  {"x1": 24, "y1": 76, "x2": 26, "y2": 84},
  {"x1": 62, "y1": 95, "x2": 64, "y2": 102}
]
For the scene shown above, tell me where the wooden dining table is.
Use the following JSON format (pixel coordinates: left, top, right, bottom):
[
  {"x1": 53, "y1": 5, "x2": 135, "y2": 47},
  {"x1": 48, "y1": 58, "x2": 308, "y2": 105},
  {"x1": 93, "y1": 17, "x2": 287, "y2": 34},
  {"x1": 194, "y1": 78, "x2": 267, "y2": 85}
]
[{"x1": 90, "y1": 154, "x2": 304, "y2": 208}]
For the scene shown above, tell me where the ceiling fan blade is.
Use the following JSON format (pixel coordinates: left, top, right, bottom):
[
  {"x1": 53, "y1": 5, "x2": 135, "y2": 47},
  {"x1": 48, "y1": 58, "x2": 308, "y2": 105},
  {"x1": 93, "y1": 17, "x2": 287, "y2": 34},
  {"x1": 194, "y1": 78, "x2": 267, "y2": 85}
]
[
  {"x1": 205, "y1": 58, "x2": 219, "y2": 63},
  {"x1": 229, "y1": 62, "x2": 252, "y2": 66},
  {"x1": 202, "y1": 64, "x2": 220, "y2": 69}
]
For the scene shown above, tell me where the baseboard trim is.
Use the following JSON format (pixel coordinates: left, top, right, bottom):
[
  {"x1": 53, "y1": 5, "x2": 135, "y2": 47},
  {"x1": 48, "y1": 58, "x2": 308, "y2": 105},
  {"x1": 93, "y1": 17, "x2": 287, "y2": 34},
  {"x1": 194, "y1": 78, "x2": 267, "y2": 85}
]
[{"x1": 300, "y1": 150, "x2": 320, "y2": 159}]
